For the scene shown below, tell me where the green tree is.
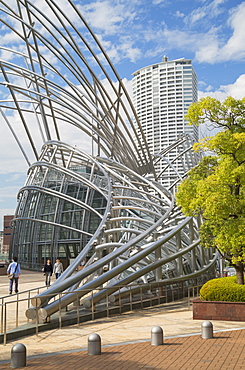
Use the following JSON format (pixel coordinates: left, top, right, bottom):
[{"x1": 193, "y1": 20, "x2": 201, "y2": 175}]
[
  {"x1": 186, "y1": 96, "x2": 245, "y2": 132},
  {"x1": 176, "y1": 97, "x2": 245, "y2": 285}
]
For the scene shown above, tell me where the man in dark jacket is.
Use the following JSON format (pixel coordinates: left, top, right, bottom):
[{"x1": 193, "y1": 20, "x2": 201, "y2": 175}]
[{"x1": 43, "y1": 259, "x2": 53, "y2": 286}]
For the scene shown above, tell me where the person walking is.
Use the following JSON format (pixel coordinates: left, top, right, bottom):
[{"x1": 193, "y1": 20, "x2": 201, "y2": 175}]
[
  {"x1": 78, "y1": 258, "x2": 86, "y2": 271},
  {"x1": 7, "y1": 257, "x2": 21, "y2": 294},
  {"x1": 53, "y1": 258, "x2": 63, "y2": 279},
  {"x1": 43, "y1": 259, "x2": 53, "y2": 286}
]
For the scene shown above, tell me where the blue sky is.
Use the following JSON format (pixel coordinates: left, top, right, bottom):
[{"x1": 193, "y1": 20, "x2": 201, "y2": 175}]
[{"x1": 1, "y1": 0, "x2": 245, "y2": 230}]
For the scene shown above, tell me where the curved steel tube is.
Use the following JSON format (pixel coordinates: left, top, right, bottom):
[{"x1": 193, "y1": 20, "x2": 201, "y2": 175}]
[{"x1": 0, "y1": 0, "x2": 216, "y2": 321}]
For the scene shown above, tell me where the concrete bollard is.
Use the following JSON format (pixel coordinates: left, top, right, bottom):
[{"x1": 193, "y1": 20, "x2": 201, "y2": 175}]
[
  {"x1": 201, "y1": 321, "x2": 213, "y2": 339},
  {"x1": 88, "y1": 333, "x2": 101, "y2": 355},
  {"x1": 151, "y1": 326, "x2": 164, "y2": 345},
  {"x1": 11, "y1": 343, "x2": 26, "y2": 368}
]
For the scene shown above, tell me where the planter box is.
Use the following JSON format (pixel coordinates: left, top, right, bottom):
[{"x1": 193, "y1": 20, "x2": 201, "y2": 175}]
[{"x1": 193, "y1": 298, "x2": 245, "y2": 321}]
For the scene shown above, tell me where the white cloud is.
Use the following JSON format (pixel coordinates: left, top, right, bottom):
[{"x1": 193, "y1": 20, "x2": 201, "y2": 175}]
[
  {"x1": 198, "y1": 89, "x2": 228, "y2": 101},
  {"x1": 96, "y1": 37, "x2": 142, "y2": 64},
  {"x1": 0, "y1": 48, "x2": 15, "y2": 62},
  {"x1": 3, "y1": 0, "x2": 244, "y2": 70},
  {"x1": 117, "y1": 37, "x2": 142, "y2": 63},
  {"x1": 78, "y1": 1, "x2": 137, "y2": 35},
  {"x1": 0, "y1": 186, "x2": 20, "y2": 203},
  {"x1": 219, "y1": 74, "x2": 245, "y2": 99},
  {"x1": 143, "y1": 27, "x2": 211, "y2": 56},
  {"x1": 184, "y1": 0, "x2": 225, "y2": 26},
  {"x1": 187, "y1": 9, "x2": 207, "y2": 25},
  {"x1": 219, "y1": 2, "x2": 245, "y2": 60},
  {"x1": 205, "y1": 85, "x2": 214, "y2": 92},
  {"x1": 131, "y1": 1, "x2": 245, "y2": 67},
  {"x1": 152, "y1": 0, "x2": 167, "y2": 4},
  {"x1": 138, "y1": 1, "x2": 245, "y2": 66},
  {"x1": 175, "y1": 11, "x2": 185, "y2": 18},
  {"x1": 198, "y1": 74, "x2": 245, "y2": 101},
  {"x1": 5, "y1": 173, "x2": 24, "y2": 183},
  {"x1": 0, "y1": 115, "x2": 29, "y2": 174},
  {"x1": 195, "y1": 2, "x2": 245, "y2": 63},
  {"x1": 0, "y1": 31, "x2": 22, "y2": 46}
]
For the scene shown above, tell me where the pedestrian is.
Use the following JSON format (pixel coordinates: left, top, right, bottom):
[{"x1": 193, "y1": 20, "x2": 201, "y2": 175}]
[
  {"x1": 7, "y1": 256, "x2": 21, "y2": 294},
  {"x1": 53, "y1": 258, "x2": 63, "y2": 279},
  {"x1": 43, "y1": 259, "x2": 53, "y2": 286},
  {"x1": 78, "y1": 258, "x2": 86, "y2": 271}
]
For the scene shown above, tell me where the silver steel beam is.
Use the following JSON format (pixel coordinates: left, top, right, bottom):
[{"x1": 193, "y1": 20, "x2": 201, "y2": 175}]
[{"x1": 0, "y1": 0, "x2": 215, "y2": 322}]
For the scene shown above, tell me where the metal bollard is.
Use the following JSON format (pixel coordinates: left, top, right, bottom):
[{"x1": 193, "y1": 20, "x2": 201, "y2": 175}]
[
  {"x1": 151, "y1": 326, "x2": 163, "y2": 345},
  {"x1": 201, "y1": 321, "x2": 213, "y2": 339},
  {"x1": 11, "y1": 343, "x2": 26, "y2": 368},
  {"x1": 88, "y1": 333, "x2": 101, "y2": 355}
]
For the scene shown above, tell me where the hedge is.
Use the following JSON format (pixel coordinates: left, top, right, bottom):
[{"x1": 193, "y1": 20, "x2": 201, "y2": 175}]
[{"x1": 200, "y1": 276, "x2": 245, "y2": 302}]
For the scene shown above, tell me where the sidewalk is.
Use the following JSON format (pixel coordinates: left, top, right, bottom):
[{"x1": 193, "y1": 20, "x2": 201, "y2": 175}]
[
  {"x1": 0, "y1": 271, "x2": 245, "y2": 368},
  {"x1": 1, "y1": 329, "x2": 245, "y2": 369}
]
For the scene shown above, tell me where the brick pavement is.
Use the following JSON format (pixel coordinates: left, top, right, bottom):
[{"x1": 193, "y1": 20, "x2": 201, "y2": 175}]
[
  {"x1": 1, "y1": 272, "x2": 245, "y2": 369},
  {"x1": 0, "y1": 329, "x2": 244, "y2": 369}
]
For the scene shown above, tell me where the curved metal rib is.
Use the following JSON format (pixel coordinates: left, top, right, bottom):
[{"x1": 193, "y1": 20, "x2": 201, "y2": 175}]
[{"x1": 0, "y1": 0, "x2": 216, "y2": 322}]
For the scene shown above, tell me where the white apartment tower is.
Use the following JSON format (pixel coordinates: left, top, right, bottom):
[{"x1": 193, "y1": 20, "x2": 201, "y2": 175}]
[{"x1": 132, "y1": 56, "x2": 198, "y2": 187}]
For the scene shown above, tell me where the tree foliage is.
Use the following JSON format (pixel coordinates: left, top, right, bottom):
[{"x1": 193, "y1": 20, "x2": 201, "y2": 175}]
[
  {"x1": 186, "y1": 96, "x2": 245, "y2": 132},
  {"x1": 176, "y1": 97, "x2": 245, "y2": 284}
]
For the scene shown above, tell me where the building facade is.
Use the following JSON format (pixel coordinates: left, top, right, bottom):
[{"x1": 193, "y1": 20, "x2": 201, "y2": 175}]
[
  {"x1": 132, "y1": 56, "x2": 198, "y2": 187},
  {"x1": 3, "y1": 215, "x2": 14, "y2": 255}
]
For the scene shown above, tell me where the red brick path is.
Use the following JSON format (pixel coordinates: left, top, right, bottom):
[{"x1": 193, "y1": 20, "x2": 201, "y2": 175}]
[{"x1": 0, "y1": 329, "x2": 244, "y2": 369}]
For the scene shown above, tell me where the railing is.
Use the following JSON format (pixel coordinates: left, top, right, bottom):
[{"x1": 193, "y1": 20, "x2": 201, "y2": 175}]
[
  {"x1": 187, "y1": 284, "x2": 203, "y2": 310},
  {"x1": 0, "y1": 285, "x2": 48, "y2": 345},
  {"x1": 0, "y1": 278, "x2": 207, "y2": 345}
]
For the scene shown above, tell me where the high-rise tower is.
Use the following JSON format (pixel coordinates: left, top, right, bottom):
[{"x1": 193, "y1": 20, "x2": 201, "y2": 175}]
[{"x1": 132, "y1": 57, "x2": 198, "y2": 187}]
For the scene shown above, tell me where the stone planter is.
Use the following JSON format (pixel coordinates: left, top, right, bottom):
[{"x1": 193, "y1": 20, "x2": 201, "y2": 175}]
[{"x1": 193, "y1": 298, "x2": 245, "y2": 321}]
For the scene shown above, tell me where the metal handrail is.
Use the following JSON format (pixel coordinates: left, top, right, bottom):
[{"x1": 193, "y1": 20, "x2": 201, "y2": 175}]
[
  {"x1": 0, "y1": 284, "x2": 47, "y2": 300},
  {"x1": 187, "y1": 284, "x2": 203, "y2": 310},
  {"x1": 0, "y1": 277, "x2": 209, "y2": 345},
  {"x1": 0, "y1": 284, "x2": 47, "y2": 334}
]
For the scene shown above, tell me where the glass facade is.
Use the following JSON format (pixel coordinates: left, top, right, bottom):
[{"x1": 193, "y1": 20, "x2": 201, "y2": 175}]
[{"x1": 10, "y1": 146, "x2": 108, "y2": 270}]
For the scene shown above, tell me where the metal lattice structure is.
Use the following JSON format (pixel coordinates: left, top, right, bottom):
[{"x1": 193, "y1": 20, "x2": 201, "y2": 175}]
[{"x1": 0, "y1": 0, "x2": 216, "y2": 320}]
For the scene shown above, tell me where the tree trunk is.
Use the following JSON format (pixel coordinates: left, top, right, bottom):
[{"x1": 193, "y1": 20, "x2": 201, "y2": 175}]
[{"x1": 235, "y1": 262, "x2": 245, "y2": 285}]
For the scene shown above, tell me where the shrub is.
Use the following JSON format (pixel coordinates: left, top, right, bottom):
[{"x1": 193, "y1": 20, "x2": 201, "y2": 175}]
[{"x1": 200, "y1": 276, "x2": 245, "y2": 302}]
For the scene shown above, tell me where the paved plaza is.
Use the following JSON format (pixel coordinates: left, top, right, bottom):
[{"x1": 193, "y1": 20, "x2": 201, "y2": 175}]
[{"x1": 0, "y1": 270, "x2": 245, "y2": 369}]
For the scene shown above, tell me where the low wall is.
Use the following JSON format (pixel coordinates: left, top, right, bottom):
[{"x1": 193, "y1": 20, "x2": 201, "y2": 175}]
[{"x1": 193, "y1": 298, "x2": 245, "y2": 322}]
